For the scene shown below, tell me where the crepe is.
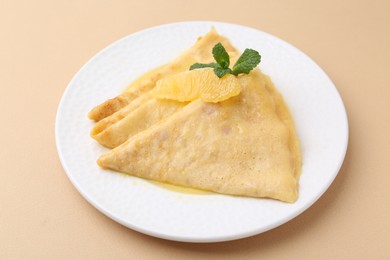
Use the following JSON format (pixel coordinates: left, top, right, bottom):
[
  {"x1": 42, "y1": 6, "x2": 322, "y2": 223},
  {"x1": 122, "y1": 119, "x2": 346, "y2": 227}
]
[{"x1": 97, "y1": 69, "x2": 301, "y2": 202}]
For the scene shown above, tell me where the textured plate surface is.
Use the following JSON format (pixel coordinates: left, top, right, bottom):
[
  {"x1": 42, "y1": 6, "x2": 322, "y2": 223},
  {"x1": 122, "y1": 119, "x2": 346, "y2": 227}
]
[{"x1": 55, "y1": 21, "x2": 348, "y2": 242}]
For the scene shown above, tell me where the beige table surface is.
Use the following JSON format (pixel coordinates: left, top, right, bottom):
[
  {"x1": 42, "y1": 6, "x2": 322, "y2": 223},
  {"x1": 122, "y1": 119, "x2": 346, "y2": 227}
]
[{"x1": 1, "y1": 0, "x2": 390, "y2": 259}]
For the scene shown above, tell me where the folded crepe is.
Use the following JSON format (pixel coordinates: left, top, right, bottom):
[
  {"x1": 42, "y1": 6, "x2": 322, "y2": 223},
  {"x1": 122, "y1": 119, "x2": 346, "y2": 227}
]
[
  {"x1": 89, "y1": 28, "x2": 301, "y2": 202},
  {"x1": 97, "y1": 69, "x2": 301, "y2": 202}
]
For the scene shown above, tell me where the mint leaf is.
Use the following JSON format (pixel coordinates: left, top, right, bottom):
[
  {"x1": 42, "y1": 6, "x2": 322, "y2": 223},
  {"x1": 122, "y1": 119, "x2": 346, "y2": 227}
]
[
  {"x1": 212, "y1": 42, "x2": 230, "y2": 69},
  {"x1": 231, "y1": 49, "x2": 261, "y2": 75},
  {"x1": 189, "y1": 43, "x2": 261, "y2": 78},
  {"x1": 189, "y1": 63, "x2": 218, "y2": 70},
  {"x1": 214, "y1": 67, "x2": 232, "y2": 78}
]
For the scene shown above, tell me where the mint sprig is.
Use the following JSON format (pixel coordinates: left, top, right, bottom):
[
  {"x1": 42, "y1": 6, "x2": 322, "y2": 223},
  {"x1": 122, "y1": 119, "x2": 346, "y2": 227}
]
[{"x1": 189, "y1": 42, "x2": 261, "y2": 78}]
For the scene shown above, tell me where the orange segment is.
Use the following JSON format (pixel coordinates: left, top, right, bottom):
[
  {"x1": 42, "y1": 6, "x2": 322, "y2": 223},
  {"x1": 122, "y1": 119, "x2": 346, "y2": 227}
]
[{"x1": 152, "y1": 68, "x2": 241, "y2": 103}]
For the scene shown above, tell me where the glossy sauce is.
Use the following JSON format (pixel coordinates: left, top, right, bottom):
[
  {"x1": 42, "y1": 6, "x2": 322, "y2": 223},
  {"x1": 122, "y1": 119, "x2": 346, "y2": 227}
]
[{"x1": 150, "y1": 181, "x2": 212, "y2": 195}]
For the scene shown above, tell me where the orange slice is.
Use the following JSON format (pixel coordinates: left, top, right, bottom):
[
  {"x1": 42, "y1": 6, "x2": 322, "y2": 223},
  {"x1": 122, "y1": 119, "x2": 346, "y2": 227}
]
[{"x1": 152, "y1": 68, "x2": 241, "y2": 103}]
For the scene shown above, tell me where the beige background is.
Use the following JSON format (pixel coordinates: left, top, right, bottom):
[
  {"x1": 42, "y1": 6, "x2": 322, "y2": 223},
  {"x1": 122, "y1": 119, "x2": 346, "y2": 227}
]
[{"x1": 1, "y1": 0, "x2": 389, "y2": 259}]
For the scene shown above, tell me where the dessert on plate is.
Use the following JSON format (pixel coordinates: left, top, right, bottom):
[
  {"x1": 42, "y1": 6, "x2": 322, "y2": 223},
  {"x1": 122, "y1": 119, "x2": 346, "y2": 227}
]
[{"x1": 88, "y1": 28, "x2": 301, "y2": 202}]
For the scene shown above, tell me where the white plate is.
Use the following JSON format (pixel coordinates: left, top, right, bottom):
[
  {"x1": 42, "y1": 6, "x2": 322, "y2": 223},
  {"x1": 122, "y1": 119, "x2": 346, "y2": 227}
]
[{"x1": 55, "y1": 21, "x2": 348, "y2": 242}]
